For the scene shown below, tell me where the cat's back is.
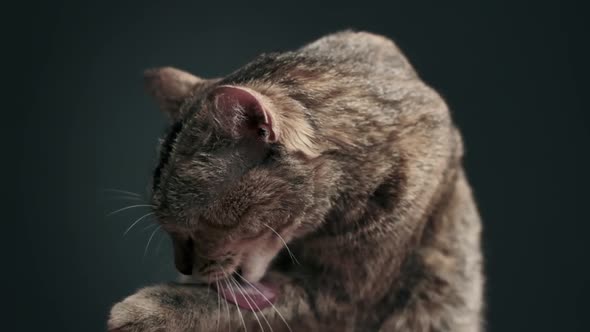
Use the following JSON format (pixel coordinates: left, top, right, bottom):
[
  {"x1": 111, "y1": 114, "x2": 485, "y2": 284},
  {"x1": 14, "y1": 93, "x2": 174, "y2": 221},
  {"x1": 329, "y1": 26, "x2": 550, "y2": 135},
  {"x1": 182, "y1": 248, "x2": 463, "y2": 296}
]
[
  {"x1": 298, "y1": 30, "x2": 418, "y2": 81},
  {"x1": 223, "y1": 31, "x2": 447, "y2": 152},
  {"x1": 225, "y1": 31, "x2": 419, "y2": 87}
]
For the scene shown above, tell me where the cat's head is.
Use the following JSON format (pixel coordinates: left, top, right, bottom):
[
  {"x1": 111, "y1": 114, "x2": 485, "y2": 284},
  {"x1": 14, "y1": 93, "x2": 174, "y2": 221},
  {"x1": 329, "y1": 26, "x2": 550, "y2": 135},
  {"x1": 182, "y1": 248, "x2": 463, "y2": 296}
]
[{"x1": 145, "y1": 67, "x2": 322, "y2": 284}]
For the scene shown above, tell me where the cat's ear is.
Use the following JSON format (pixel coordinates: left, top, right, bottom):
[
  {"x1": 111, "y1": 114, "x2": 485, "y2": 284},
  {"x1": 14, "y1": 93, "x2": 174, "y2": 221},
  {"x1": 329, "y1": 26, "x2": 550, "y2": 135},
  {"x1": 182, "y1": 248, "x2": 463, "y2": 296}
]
[
  {"x1": 211, "y1": 86, "x2": 277, "y2": 143},
  {"x1": 144, "y1": 67, "x2": 204, "y2": 120}
]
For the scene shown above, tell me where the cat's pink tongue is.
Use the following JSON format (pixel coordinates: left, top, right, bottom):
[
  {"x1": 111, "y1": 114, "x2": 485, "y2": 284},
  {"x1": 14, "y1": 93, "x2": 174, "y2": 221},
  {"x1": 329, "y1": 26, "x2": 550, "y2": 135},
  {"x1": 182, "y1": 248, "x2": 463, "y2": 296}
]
[{"x1": 214, "y1": 280, "x2": 277, "y2": 312}]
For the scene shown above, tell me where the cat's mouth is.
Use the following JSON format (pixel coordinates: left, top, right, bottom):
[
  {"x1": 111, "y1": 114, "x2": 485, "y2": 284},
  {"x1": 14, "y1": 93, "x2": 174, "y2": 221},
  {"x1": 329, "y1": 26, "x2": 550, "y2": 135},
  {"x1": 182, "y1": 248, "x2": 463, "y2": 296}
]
[
  {"x1": 178, "y1": 264, "x2": 279, "y2": 312},
  {"x1": 204, "y1": 231, "x2": 286, "y2": 312},
  {"x1": 212, "y1": 274, "x2": 278, "y2": 312},
  {"x1": 175, "y1": 227, "x2": 290, "y2": 311}
]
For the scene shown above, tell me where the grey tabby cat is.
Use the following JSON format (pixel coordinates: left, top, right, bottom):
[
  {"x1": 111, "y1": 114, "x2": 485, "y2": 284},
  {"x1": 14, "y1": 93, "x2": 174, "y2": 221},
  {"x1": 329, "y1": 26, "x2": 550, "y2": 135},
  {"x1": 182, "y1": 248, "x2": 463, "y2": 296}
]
[{"x1": 108, "y1": 31, "x2": 484, "y2": 332}]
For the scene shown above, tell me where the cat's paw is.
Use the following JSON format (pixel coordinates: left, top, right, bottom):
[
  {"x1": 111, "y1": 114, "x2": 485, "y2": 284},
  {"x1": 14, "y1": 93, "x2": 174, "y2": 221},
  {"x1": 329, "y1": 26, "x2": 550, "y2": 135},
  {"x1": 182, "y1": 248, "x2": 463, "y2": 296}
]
[
  {"x1": 108, "y1": 286, "x2": 172, "y2": 332},
  {"x1": 108, "y1": 283, "x2": 219, "y2": 332}
]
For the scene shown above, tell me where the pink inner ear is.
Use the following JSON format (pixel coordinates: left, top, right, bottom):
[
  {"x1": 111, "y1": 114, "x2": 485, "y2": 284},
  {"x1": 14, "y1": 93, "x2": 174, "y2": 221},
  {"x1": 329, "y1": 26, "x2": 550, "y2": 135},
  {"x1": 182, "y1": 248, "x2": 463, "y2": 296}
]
[{"x1": 213, "y1": 86, "x2": 276, "y2": 142}]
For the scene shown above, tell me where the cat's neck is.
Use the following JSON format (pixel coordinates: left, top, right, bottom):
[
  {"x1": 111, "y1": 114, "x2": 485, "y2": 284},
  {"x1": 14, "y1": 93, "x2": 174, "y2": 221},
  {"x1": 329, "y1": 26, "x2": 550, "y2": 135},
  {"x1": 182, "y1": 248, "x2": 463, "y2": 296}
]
[{"x1": 274, "y1": 169, "x2": 483, "y2": 330}]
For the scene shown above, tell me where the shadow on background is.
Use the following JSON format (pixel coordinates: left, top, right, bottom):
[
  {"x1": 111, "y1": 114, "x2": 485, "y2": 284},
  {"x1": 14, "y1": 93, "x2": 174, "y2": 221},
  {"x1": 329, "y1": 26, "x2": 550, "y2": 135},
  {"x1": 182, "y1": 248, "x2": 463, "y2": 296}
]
[{"x1": 6, "y1": 1, "x2": 588, "y2": 331}]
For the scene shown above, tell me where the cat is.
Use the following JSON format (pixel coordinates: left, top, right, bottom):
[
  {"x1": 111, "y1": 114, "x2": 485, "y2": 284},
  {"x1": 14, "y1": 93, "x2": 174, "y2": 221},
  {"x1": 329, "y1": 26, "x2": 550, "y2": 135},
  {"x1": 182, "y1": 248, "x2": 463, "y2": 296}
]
[{"x1": 108, "y1": 31, "x2": 484, "y2": 332}]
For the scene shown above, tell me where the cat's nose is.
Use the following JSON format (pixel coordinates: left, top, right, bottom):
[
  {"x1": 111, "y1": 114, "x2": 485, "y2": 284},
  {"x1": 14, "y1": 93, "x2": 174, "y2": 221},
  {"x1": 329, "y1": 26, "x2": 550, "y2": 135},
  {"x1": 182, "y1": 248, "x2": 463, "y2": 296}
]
[{"x1": 172, "y1": 237, "x2": 194, "y2": 275}]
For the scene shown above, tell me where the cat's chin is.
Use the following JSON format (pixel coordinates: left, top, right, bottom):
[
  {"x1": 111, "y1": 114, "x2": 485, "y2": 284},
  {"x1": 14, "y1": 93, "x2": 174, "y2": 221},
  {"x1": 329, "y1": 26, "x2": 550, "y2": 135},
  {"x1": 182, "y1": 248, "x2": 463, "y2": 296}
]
[{"x1": 240, "y1": 238, "x2": 285, "y2": 282}]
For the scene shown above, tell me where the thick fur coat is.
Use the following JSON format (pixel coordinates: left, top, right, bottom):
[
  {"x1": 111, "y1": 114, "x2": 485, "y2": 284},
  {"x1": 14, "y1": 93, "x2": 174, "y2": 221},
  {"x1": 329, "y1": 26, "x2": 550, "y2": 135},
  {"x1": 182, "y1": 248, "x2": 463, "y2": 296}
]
[{"x1": 108, "y1": 31, "x2": 483, "y2": 332}]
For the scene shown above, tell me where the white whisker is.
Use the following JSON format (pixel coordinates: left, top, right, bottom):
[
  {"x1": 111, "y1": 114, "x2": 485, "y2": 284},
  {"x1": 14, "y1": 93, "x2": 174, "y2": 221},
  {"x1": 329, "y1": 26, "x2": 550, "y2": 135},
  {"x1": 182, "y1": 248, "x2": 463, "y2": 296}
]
[
  {"x1": 143, "y1": 225, "x2": 161, "y2": 257},
  {"x1": 236, "y1": 272, "x2": 292, "y2": 332},
  {"x1": 106, "y1": 196, "x2": 144, "y2": 202},
  {"x1": 225, "y1": 278, "x2": 248, "y2": 332},
  {"x1": 264, "y1": 224, "x2": 300, "y2": 265},
  {"x1": 103, "y1": 188, "x2": 142, "y2": 197},
  {"x1": 234, "y1": 279, "x2": 274, "y2": 332},
  {"x1": 155, "y1": 232, "x2": 166, "y2": 256},
  {"x1": 220, "y1": 277, "x2": 232, "y2": 332},
  {"x1": 124, "y1": 212, "x2": 155, "y2": 235},
  {"x1": 206, "y1": 274, "x2": 212, "y2": 298},
  {"x1": 141, "y1": 222, "x2": 159, "y2": 232},
  {"x1": 108, "y1": 204, "x2": 155, "y2": 216},
  {"x1": 231, "y1": 276, "x2": 268, "y2": 332},
  {"x1": 215, "y1": 279, "x2": 221, "y2": 332}
]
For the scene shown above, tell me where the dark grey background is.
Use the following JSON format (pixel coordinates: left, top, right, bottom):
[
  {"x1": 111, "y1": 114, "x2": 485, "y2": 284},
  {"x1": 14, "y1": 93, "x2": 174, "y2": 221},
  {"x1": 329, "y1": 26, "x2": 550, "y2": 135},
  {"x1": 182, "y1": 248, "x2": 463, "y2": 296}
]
[{"x1": 6, "y1": 0, "x2": 588, "y2": 331}]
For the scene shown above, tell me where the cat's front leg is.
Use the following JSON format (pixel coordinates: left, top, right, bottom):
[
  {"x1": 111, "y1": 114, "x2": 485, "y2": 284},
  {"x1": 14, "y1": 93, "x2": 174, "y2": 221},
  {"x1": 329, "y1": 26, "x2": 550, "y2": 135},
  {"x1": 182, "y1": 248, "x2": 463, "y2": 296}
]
[
  {"x1": 108, "y1": 283, "x2": 226, "y2": 332},
  {"x1": 108, "y1": 276, "x2": 317, "y2": 332}
]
